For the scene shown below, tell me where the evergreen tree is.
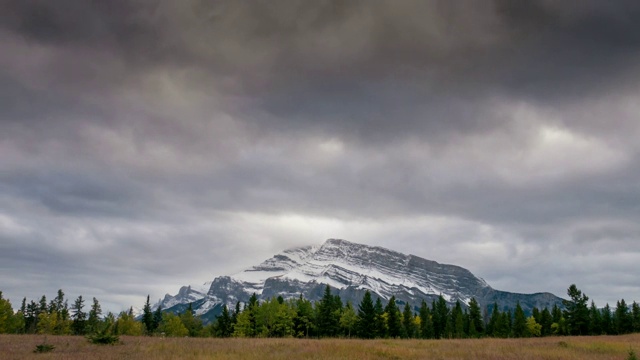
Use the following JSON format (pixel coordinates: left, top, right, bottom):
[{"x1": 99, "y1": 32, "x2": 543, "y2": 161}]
[
  {"x1": 153, "y1": 305, "x2": 163, "y2": 333},
  {"x1": 418, "y1": 300, "x2": 434, "y2": 339},
  {"x1": 294, "y1": 295, "x2": 314, "y2": 338},
  {"x1": 562, "y1": 284, "x2": 590, "y2": 335},
  {"x1": 432, "y1": 295, "x2": 449, "y2": 339},
  {"x1": 467, "y1": 298, "x2": 483, "y2": 337},
  {"x1": 512, "y1": 302, "x2": 527, "y2": 337},
  {"x1": 632, "y1": 302, "x2": 640, "y2": 333},
  {"x1": 71, "y1": 295, "x2": 87, "y2": 335},
  {"x1": 316, "y1": 285, "x2": 340, "y2": 337},
  {"x1": 232, "y1": 301, "x2": 241, "y2": 327},
  {"x1": 385, "y1": 296, "x2": 402, "y2": 338},
  {"x1": 486, "y1": 303, "x2": 500, "y2": 337},
  {"x1": 373, "y1": 297, "x2": 386, "y2": 338},
  {"x1": 614, "y1": 299, "x2": 632, "y2": 334},
  {"x1": 402, "y1": 303, "x2": 415, "y2": 338},
  {"x1": 450, "y1": 301, "x2": 464, "y2": 339},
  {"x1": 588, "y1": 301, "x2": 602, "y2": 335},
  {"x1": 356, "y1": 291, "x2": 376, "y2": 339},
  {"x1": 142, "y1": 295, "x2": 153, "y2": 335},
  {"x1": 215, "y1": 304, "x2": 232, "y2": 337},
  {"x1": 540, "y1": 307, "x2": 553, "y2": 336},
  {"x1": 601, "y1": 303, "x2": 613, "y2": 334},
  {"x1": 87, "y1": 297, "x2": 102, "y2": 334}
]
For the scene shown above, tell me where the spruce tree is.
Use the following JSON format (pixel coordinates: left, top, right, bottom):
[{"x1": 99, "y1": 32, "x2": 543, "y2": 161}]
[
  {"x1": 632, "y1": 301, "x2": 640, "y2": 332},
  {"x1": 467, "y1": 298, "x2": 483, "y2": 337},
  {"x1": 402, "y1": 302, "x2": 415, "y2": 338},
  {"x1": 356, "y1": 291, "x2": 376, "y2": 339},
  {"x1": 142, "y1": 295, "x2": 153, "y2": 335},
  {"x1": 588, "y1": 301, "x2": 602, "y2": 335},
  {"x1": 71, "y1": 295, "x2": 87, "y2": 335},
  {"x1": 385, "y1": 296, "x2": 402, "y2": 338},
  {"x1": 373, "y1": 297, "x2": 386, "y2": 338},
  {"x1": 601, "y1": 303, "x2": 613, "y2": 334},
  {"x1": 432, "y1": 295, "x2": 449, "y2": 339},
  {"x1": 487, "y1": 303, "x2": 500, "y2": 337},
  {"x1": 614, "y1": 299, "x2": 632, "y2": 334},
  {"x1": 215, "y1": 304, "x2": 232, "y2": 337},
  {"x1": 153, "y1": 305, "x2": 163, "y2": 332},
  {"x1": 87, "y1": 297, "x2": 102, "y2": 334},
  {"x1": 512, "y1": 302, "x2": 527, "y2": 337},
  {"x1": 563, "y1": 284, "x2": 590, "y2": 335},
  {"x1": 540, "y1": 307, "x2": 553, "y2": 336},
  {"x1": 419, "y1": 300, "x2": 434, "y2": 339}
]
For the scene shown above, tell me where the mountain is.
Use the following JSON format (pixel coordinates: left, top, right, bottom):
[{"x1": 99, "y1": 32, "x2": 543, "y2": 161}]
[{"x1": 158, "y1": 239, "x2": 563, "y2": 322}]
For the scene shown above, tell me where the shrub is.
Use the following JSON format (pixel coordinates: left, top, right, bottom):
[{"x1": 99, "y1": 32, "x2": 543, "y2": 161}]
[{"x1": 33, "y1": 343, "x2": 55, "y2": 353}]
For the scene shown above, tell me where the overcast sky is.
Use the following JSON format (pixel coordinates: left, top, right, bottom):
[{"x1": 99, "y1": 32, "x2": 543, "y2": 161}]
[{"x1": 1, "y1": 0, "x2": 640, "y2": 313}]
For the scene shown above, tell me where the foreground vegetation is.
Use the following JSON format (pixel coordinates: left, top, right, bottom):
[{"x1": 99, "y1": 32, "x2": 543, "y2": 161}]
[
  {"x1": 1, "y1": 334, "x2": 639, "y2": 360},
  {"x1": 1, "y1": 284, "x2": 639, "y2": 340}
]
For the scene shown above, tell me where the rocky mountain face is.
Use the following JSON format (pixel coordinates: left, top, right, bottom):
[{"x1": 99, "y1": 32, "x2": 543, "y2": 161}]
[{"x1": 159, "y1": 239, "x2": 563, "y2": 322}]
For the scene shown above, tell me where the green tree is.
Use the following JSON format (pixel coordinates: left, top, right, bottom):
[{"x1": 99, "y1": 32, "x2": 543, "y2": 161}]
[
  {"x1": 486, "y1": 303, "x2": 500, "y2": 337},
  {"x1": 215, "y1": 304, "x2": 233, "y2": 337},
  {"x1": 0, "y1": 293, "x2": 17, "y2": 334},
  {"x1": 114, "y1": 309, "x2": 144, "y2": 336},
  {"x1": 512, "y1": 302, "x2": 527, "y2": 337},
  {"x1": 87, "y1": 297, "x2": 102, "y2": 334},
  {"x1": 432, "y1": 296, "x2": 449, "y2": 339},
  {"x1": 373, "y1": 297, "x2": 386, "y2": 338},
  {"x1": 385, "y1": 296, "x2": 402, "y2": 338},
  {"x1": 563, "y1": 284, "x2": 590, "y2": 335},
  {"x1": 316, "y1": 285, "x2": 340, "y2": 337},
  {"x1": 601, "y1": 303, "x2": 613, "y2": 334},
  {"x1": 614, "y1": 299, "x2": 632, "y2": 334},
  {"x1": 450, "y1": 301, "x2": 464, "y2": 339},
  {"x1": 71, "y1": 295, "x2": 86, "y2": 335},
  {"x1": 294, "y1": 295, "x2": 314, "y2": 338},
  {"x1": 589, "y1": 301, "x2": 602, "y2": 335},
  {"x1": 632, "y1": 302, "x2": 640, "y2": 332},
  {"x1": 526, "y1": 316, "x2": 542, "y2": 337},
  {"x1": 340, "y1": 302, "x2": 357, "y2": 338},
  {"x1": 467, "y1": 298, "x2": 483, "y2": 337},
  {"x1": 142, "y1": 295, "x2": 154, "y2": 335},
  {"x1": 160, "y1": 313, "x2": 188, "y2": 337},
  {"x1": 402, "y1": 303, "x2": 416, "y2": 338},
  {"x1": 180, "y1": 303, "x2": 203, "y2": 337},
  {"x1": 418, "y1": 300, "x2": 434, "y2": 339},
  {"x1": 356, "y1": 291, "x2": 376, "y2": 339},
  {"x1": 540, "y1": 307, "x2": 553, "y2": 336},
  {"x1": 152, "y1": 305, "x2": 163, "y2": 333}
]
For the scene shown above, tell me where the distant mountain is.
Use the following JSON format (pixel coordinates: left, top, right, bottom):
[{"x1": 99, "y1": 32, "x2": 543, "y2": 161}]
[{"x1": 158, "y1": 239, "x2": 563, "y2": 322}]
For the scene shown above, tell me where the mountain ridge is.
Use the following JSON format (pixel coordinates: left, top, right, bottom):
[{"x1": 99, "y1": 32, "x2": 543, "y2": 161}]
[{"x1": 158, "y1": 238, "x2": 563, "y2": 322}]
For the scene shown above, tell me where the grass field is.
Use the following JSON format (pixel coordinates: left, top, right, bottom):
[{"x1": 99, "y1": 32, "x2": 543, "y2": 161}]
[{"x1": 1, "y1": 334, "x2": 639, "y2": 360}]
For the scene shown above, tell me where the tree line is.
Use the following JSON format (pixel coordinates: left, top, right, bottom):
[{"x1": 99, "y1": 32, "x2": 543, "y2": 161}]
[{"x1": 1, "y1": 284, "x2": 639, "y2": 338}]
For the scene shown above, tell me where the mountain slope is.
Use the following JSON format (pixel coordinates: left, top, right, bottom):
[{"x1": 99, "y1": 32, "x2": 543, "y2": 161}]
[{"x1": 159, "y1": 239, "x2": 563, "y2": 322}]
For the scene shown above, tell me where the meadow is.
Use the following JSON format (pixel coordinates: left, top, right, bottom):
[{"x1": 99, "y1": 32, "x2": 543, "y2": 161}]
[{"x1": 1, "y1": 334, "x2": 639, "y2": 360}]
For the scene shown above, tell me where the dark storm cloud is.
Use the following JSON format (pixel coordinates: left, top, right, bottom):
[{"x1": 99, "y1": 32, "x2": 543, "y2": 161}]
[{"x1": 1, "y1": 0, "x2": 639, "y2": 310}]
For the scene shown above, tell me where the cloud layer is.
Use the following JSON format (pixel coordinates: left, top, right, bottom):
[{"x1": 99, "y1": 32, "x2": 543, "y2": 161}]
[{"x1": 1, "y1": 0, "x2": 640, "y2": 311}]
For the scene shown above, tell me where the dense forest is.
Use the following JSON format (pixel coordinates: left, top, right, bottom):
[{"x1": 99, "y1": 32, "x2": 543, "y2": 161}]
[{"x1": 1, "y1": 285, "x2": 639, "y2": 339}]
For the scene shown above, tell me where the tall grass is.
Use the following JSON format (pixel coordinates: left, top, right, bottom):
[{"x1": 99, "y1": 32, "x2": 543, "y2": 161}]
[{"x1": 1, "y1": 334, "x2": 638, "y2": 360}]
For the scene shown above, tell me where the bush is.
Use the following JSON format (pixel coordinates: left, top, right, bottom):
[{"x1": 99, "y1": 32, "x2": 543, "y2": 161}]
[
  {"x1": 628, "y1": 348, "x2": 638, "y2": 360},
  {"x1": 87, "y1": 326, "x2": 120, "y2": 345},
  {"x1": 33, "y1": 343, "x2": 55, "y2": 353}
]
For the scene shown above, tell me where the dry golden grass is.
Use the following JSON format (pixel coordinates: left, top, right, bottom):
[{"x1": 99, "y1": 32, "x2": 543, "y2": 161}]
[{"x1": 1, "y1": 334, "x2": 639, "y2": 360}]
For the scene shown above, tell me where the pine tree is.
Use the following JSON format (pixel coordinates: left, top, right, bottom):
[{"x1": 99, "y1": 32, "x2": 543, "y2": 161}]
[
  {"x1": 87, "y1": 297, "x2": 102, "y2": 334},
  {"x1": 540, "y1": 307, "x2": 553, "y2": 336},
  {"x1": 153, "y1": 305, "x2": 163, "y2": 332},
  {"x1": 563, "y1": 284, "x2": 590, "y2": 335},
  {"x1": 450, "y1": 301, "x2": 464, "y2": 338},
  {"x1": 418, "y1": 300, "x2": 434, "y2": 339},
  {"x1": 373, "y1": 297, "x2": 386, "y2": 338},
  {"x1": 215, "y1": 304, "x2": 232, "y2": 337},
  {"x1": 142, "y1": 295, "x2": 154, "y2": 335},
  {"x1": 71, "y1": 295, "x2": 86, "y2": 335},
  {"x1": 589, "y1": 301, "x2": 602, "y2": 335},
  {"x1": 632, "y1": 302, "x2": 640, "y2": 332},
  {"x1": 356, "y1": 291, "x2": 376, "y2": 339},
  {"x1": 385, "y1": 296, "x2": 402, "y2": 338},
  {"x1": 614, "y1": 299, "x2": 632, "y2": 334},
  {"x1": 467, "y1": 298, "x2": 483, "y2": 337},
  {"x1": 487, "y1": 303, "x2": 500, "y2": 337},
  {"x1": 294, "y1": 295, "x2": 314, "y2": 338},
  {"x1": 601, "y1": 303, "x2": 613, "y2": 334},
  {"x1": 316, "y1": 285, "x2": 340, "y2": 337},
  {"x1": 512, "y1": 302, "x2": 527, "y2": 337},
  {"x1": 402, "y1": 303, "x2": 415, "y2": 338},
  {"x1": 432, "y1": 296, "x2": 449, "y2": 339}
]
